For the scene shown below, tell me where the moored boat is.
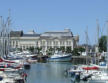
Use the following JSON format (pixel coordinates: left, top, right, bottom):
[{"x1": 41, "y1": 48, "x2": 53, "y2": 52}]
[{"x1": 47, "y1": 52, "x2": 72, "y2": 62}]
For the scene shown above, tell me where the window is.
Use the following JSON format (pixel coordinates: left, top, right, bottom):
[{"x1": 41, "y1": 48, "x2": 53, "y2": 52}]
[
  {"x1": 60, "y1": 41, "x2": 65, "y2": 46},
  {"x1": 69, "y1": 41, "x2": 71, "y2": 45},
  {"x1": 55, "y1": 41, "x2": 58, "y2": 46},
  {"x1": 16, "y1": 41, "x2": 18, "y2": 47},
  {"x1": 42, "y1": 41, "x2": 46, "y2": 46},
  {"x1": 13, "y1": 41, "x2": 14, "y2": 46}
]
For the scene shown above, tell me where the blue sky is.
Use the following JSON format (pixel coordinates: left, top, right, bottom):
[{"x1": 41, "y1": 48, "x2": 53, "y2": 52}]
[{"x1": 0, "y1": 0, "x2": 108, "y2": 45}]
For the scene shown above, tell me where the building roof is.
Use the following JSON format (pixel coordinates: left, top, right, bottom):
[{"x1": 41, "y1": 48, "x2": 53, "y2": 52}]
[
  {"x1": 22, "y1": 34, "x2": 40, "y2": 37},
  {"x1": 10, "y1": 29, "x2": 73, "y2": 38},
  {"x1": 27, "y1": 30, "x2": 36, "y2": 34},
  {"x1": 41, "y1": 31, "x2": 73, "y2": 37},
  {"x1": 10, "y1": 31, "x2": 40, "y2": 37},
  {"x1": 10, "y1": 31, "x2": 23, "y2": 37}
]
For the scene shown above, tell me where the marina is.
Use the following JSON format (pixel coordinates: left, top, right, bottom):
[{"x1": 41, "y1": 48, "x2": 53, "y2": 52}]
[
  {"x1": 0, "y1": 17, "x2": 108, "y2": 83},
  {"x1": 0, "y1": 0, "x2": 108, "y2": 83},
  {"x1": 26, "y1": 62, "x2": 108, "y2": 83}
]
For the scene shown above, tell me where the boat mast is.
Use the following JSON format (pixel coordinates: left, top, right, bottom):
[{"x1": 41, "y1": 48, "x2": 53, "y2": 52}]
[
  {"x1": 0, "y1": 11, "x2": 11, "y2": 58},
  {"x1": 0, "y1": 16, "x2": 5, "y2": 58},
  {"x1": 85, "y1": 26, "x2": 88, "y2": 65},
  {"x1": 0, "y1": 16, "x2": 3, "y2": 58},
  {"x1": 106, "y1": 21, "x2": 108, "y2": 75},
  {"x1": 96, "y1": 19, "x2": 100, "y2": 52},
  {"x1": 6, "y1": 9, "x2": 11, "y2": 58},
  {"x1": 96, "y1": 19, "x2": 100, "y2": 65}
]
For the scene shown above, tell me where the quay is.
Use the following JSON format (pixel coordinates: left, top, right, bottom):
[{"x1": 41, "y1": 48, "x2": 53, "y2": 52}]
[{"x1": 71, "y1": 56, "x2": 92, "y2": 64}]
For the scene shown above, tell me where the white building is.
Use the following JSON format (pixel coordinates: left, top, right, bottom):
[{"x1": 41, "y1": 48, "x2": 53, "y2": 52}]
[{"x1": 10, "y1": 29, "x2": 79, "y2": 54}]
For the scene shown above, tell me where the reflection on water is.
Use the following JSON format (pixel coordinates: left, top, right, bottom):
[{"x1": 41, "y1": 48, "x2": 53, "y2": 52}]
[{"x1": 26, "y1": 62, "x2": 82, "y2": 83}]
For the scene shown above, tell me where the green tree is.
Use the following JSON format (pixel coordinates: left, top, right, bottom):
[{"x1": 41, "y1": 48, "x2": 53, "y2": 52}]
[
  {"x1": 78, "y1": 47, "x2": 85, "y2": 53},
  {"x1": 60, "y1": 46, "x2": 65, "y2": 52},
  {"x1": 16, "y1": 48, "x2": 22, "y2": 51},
  {"x1": 66, "y1": 46, "x2": 72, "y2": 53},
  {"x1": 72, "y1": 48, "x2": 80, "y2": 56},
  {"x1": 36, "y1": 47, "x2": 42, "y2": 54},
  {"x1": 28, "y1": 47, "x2": 34, "y2": 52},
  {"x1": 99, "y1": 36, "x2": 107, "y2": 52},
  {"x1": 56, "y1": 48, "x2": 61, "y2": 51},
  {"x1": 46, "y1": 47, "x2": 55, "y2": 56}
]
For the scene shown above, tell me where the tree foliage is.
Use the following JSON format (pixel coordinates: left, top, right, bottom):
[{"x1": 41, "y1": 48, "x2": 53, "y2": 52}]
[
  {"x1": 36, "y1": 47, "x2": 42, "y2": 54},
  {"x1": 27, "y1": 47, "x2": 42, "y2": 54},
  {"x1": 66, "y1": 46, "x2": 72, "y2": 53},
  {"x1": 60, "y1": 46, "x2": 65, "y2": 52},
  {"x1": 78, "y1": 47, "x2": 85, "y2": 53},
  {"x1": 99, "y1": 36, "x2": 107, "y2": 52},
  {"x1": 72, "y1": 47, "x2": 85, "y2": 56},
  {"x1": 27, "y1": 47, "x2": 34, "y2": 52},
  {"x1": 46, "y1": 47, "x2": 55, "y2": 56},
  {"x1": 72, "y1": 48, "x2": 80, "y2": 56}
]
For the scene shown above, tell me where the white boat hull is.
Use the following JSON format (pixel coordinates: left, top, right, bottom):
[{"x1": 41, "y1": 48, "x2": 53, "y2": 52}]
[{"x1": 47, "y1": 55, "x2": 71, "y2": 62}]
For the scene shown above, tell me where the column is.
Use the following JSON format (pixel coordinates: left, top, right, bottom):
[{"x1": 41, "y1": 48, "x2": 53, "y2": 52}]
[
  {"x1": 58, "y1": 40, "x2": 60, "y2": 48},
  {"x1": 51, "y1": 41, "x2": 54, "y2": 48},
  {"x1": 71, "y1": 40, "x2": 73, "y2": 50},
  {"x1": 45, "y1": 40, "x2": 47, "y2": 51},
  {"x1": 65, "y1": 41, "x2": 67, "y2": 49}
]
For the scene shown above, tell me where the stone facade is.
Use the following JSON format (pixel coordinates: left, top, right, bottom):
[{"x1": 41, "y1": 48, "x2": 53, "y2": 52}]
[{"x1": 10, "y1": 29, "x2": 79, "y2": 54}]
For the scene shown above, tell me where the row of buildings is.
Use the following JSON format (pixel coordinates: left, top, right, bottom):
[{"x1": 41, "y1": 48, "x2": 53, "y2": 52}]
[{"x1": 10, "y1": 29, "x2": 79, "y2": 54}]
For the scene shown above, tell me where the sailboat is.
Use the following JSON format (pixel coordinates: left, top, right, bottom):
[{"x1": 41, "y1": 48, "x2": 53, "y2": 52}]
[
  {"x1": 0, "y1": 14, "x2": 27, "y2": 83},
  {"x1": 87, "y1": 21, "x2": 108, "y2": 83},
  {"x1": 67, "y1": 22, "x2": 108, "y2": 82}
]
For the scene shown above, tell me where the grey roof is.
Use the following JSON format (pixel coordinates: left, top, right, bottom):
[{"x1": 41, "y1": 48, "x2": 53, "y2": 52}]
[
  {"x1": 39, "y1": 36, "x2": 73, "y2": 40},
  {"x1": 10, "y1": 31, "x2": 23, "y2": 37},
  {"x1": 41, "y1": 31, "x2": 73, "y2": 37},
  {"x1": 10, "y1": 31, "x2": 40, "y2": 37},
  {"x1": 10, "y1": 29, "x2": 73, "y2": 38},
  {"x1": 40, "y1": 36, "x2": 73, "y2": 38},
  {"x1": 22, "y1": 34, "x2": 40, "y2": 37}
]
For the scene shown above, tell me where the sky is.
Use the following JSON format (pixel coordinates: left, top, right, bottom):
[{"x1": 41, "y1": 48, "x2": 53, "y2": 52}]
[{"x1": 0, "y1": 0, "x2": 108, "y2": 45}]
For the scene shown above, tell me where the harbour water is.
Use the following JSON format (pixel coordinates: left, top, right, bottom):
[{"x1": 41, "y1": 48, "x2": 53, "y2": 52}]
[
  {"x1": 26, "y1": 62, "x2": 73, "y2": 83},
  {"x1": 26, "y1": 62, "x2": 105, "y2": 83}
]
